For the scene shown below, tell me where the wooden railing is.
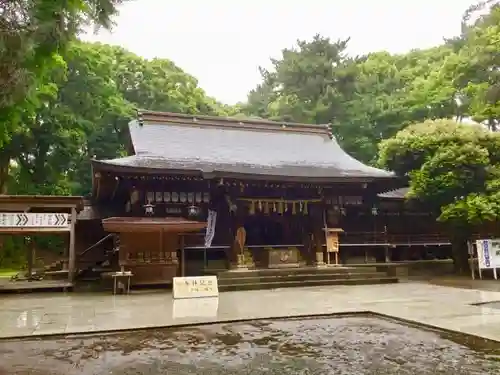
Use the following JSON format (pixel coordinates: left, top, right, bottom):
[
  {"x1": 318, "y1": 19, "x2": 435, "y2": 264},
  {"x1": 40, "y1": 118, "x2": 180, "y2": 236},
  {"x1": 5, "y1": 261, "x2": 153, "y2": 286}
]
[
  {"x1": 341, "y1": 231, "x2": 452, "y2": 246},
  {"x1": 78, "y1": 233, "x2": 115, "y2": 258}
]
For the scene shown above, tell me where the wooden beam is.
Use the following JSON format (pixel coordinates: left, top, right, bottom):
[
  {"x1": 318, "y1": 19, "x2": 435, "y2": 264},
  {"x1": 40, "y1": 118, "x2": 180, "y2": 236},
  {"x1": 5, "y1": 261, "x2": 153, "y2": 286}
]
[
  {"x1": 0, "y1": 227, "x2": 71, "y2": 234},
  {"x1": 68, "y1": 207, "x2": 77, "y2": 283}
]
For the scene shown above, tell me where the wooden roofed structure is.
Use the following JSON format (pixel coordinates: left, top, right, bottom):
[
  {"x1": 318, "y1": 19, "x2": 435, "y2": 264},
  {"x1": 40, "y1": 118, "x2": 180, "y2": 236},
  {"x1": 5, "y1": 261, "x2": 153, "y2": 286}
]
[
  {"x1": 92, "y1": 110, "x2": 397, "y2": 186},
  {"x1": 82, "y1": 110, "x2": 417, "y2": 285},
  {"x1": 0, "y1": 195, "x2": 84, "y2": 292}
]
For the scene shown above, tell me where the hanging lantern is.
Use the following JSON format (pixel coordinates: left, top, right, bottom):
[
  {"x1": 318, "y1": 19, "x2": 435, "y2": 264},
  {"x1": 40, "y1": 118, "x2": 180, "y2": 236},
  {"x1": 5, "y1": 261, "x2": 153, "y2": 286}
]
[
  {"x1": 180, "y1": 192, "x2": 187, "y2": 203},
  {"x1": 340, "y1": 207, "x2": 346, "y2": 216},
  {"x1": 187, "y1": 192, "x2": 194, "y2": 203},
  {"x1": 371, "y1": 206, "x2": 378, "y2": 216},
  {"x1": 187, "y1": 205, "x2": 200, "y2": 218},
  {"x1": 171, "y1": 192, "x2": 179, "y2": 202},
  {"x1": 278, "y1": 201, "x2": 284, "y2": 214},
  {"x1": 144, "y1": 201, "x2": 155, "y2": 216}
]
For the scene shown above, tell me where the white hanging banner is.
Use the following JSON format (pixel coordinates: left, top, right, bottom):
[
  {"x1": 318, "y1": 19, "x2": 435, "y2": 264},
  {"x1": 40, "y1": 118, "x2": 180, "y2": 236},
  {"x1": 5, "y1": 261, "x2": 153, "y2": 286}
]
[{"x1": 204, "y1": 209, "x2": 217, "y2": 248}]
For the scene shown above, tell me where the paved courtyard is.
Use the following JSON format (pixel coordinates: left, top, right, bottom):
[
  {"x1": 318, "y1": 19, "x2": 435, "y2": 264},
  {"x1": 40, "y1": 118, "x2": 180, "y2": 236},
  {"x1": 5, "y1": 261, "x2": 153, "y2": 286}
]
[{"x1": 1, "y1": 282, "x2": 500, "y2": 341}]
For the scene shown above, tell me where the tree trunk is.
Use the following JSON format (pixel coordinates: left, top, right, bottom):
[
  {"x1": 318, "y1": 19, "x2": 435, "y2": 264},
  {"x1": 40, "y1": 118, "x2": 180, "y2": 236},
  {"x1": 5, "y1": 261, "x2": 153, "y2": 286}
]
[
  {"x1": 0, "y1": 154, "x2": 9, "y2": 194},
  {"x1": 451, "y1": 232, "x2": 470, "y2": 275}
]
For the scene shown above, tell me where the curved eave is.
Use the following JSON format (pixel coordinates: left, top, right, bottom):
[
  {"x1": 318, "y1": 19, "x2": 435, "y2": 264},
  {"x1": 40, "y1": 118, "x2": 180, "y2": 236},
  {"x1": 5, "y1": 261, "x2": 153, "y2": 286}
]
[
  {"x1": 91, "y1": 158, "x2": 396, "y2": 183},
  {"x1": 92, "y1": 159, "x2": 202, "y2": 177}
]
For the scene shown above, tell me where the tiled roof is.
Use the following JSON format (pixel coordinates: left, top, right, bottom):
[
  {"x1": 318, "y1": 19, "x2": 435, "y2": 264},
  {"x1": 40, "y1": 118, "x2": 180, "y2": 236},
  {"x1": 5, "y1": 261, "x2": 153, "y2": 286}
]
[{"x1": 93, "y1": 111, "x2": 395, "y2": 181}]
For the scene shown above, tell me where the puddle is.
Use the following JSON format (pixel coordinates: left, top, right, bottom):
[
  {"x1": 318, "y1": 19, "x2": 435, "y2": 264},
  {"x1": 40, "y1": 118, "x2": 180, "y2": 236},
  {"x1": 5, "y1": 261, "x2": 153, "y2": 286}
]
[
  {"x1": 473, "y1": 301, "x2": 500, "y2": 310},
  {"x1": 0, "y1": 316, "x2": 499, "y2": 374}
]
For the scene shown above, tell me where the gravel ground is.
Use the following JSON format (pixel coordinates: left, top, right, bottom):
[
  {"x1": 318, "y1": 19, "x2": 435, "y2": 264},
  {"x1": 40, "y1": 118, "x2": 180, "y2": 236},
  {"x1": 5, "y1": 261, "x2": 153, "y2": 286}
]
[{"x1": 1, "y1": 316, "x2": 499, "y2": 375}]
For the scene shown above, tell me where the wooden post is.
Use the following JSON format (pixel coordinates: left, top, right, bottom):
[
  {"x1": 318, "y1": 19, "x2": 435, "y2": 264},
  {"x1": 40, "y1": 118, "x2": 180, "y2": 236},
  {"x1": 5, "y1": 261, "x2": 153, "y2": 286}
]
[
  {"x1": 467, "y1": 241, "x2": 475, "y2": 280},
  {"x1": 26, "y1": 237, "x2": 33, "y2": 279},
  {"x1": 68, "y1": 207, "x2": 77, "y2": 283},
  {"x1": 180, "y1": 234, "x2": 185, "y2": 277}
]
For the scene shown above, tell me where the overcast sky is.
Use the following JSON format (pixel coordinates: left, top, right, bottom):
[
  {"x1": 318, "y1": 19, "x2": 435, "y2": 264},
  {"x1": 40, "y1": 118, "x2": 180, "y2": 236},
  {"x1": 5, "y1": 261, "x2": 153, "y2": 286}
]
[{"x1": 82, "y1": 0, "x2": 476, "y2": 104}]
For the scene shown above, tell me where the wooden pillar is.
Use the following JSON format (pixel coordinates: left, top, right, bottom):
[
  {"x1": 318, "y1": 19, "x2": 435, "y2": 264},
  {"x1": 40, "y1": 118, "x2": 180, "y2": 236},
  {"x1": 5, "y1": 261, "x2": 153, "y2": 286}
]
[
  {"x1": 310, "y1": 203, "x2": 325, "y2": 266},
  {"x1": 229, "y1": 200, "x2": 246, "y2": 269},
  {"x1": 68, "y1": 207, "x2": 77, "y2": 283},
  {"x1": 299, "y1": 216, "x2": 314, "y2": 265},
  {"x1": 180, "y1": 234, "x2": 185, "y2": 277},
  {"x1": 26, "y1": 237, "x2": 34, "y2": 278}
]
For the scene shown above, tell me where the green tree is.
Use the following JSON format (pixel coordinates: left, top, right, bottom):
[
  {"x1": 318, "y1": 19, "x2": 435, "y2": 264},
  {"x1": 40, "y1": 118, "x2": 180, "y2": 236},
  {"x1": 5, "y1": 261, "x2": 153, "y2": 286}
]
[
  {"x1": 0, "y1": 0, "x2": 126, "y2": 193},
  {"x1": 8, "y1": 41, "x2": 227, "y2": 196},
  {"x1": 440, "y1": 2, "x2": 500, "y2": 129},
  {"x1": 378, "y1": 119, "x2": 500, "y2": 273},
  {"x1": 338, "y1": 46, "x2": 458, "y2": 163},
  {"x1": 245, "y1": 35, "x2": 458, "y2": 163},
  {"x1": 245, "y1": 35, "x2": 355, "y2": 124}
]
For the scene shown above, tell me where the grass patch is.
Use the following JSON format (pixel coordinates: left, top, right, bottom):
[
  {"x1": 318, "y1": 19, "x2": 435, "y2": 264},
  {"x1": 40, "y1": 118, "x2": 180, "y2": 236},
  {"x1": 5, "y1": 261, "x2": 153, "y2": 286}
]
[{"x1": 0, "y1": 268, "x2": 20, "y2": 278}]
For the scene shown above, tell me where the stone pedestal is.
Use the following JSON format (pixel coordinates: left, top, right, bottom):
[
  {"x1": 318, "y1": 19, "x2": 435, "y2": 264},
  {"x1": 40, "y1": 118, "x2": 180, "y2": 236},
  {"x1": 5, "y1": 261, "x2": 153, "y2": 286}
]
[
  {"x1": 230, "y1": 254, "x2": 248, "y2": 271},
  {"x1": 315, "y1": 252, "x2": 326, "y2": 267}
]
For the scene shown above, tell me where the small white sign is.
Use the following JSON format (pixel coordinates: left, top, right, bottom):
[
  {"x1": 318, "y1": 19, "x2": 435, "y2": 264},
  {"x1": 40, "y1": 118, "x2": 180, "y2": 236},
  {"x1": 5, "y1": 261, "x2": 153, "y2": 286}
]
[
  {"x1": 0, "y1": 213, "x2": 69, "y2": 228},
  {"x1": 172, "y1": 276, "x2": 219, "y2": 299},
  {"x1": 476, "y1": 239, "x2": 500, "y2": 269}
]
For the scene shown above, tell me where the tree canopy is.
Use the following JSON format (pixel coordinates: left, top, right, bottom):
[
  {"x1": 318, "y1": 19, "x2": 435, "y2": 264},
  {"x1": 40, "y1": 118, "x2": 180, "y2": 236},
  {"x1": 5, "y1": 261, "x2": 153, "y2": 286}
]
[
  {"x1": 0, "y1": 1, "x2": 498, "y2": 197},
  {"x1": 378, "y1": 119, "x2": 500, "y2": 272},
  {"x1": 1, "y1": 1, "x2": 500, "y2": 269}
]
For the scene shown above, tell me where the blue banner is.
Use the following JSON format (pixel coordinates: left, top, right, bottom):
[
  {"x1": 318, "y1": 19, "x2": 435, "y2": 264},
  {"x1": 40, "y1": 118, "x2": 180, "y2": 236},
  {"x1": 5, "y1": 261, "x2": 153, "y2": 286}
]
[{"x1": 483, "y1": 239, "x2": 491, "y2": 268}]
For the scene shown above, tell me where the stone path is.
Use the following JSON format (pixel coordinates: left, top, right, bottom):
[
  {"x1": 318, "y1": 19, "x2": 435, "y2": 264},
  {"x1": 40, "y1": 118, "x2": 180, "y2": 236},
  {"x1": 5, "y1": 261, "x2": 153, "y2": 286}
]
[{"x1": 1, "y1": 282, "x2": 500, "y2": 341}]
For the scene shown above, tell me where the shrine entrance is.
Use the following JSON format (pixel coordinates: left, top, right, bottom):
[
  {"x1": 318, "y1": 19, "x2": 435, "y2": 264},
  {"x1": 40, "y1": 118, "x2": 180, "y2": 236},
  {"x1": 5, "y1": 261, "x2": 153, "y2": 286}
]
[{"x1": 0, "y1": 195, "x2": 83, "y2": 292}]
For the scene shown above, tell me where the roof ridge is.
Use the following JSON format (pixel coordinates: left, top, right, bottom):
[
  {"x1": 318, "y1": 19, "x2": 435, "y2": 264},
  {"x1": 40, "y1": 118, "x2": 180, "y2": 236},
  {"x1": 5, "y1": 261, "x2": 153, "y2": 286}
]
[{"x1": 136, "y1": 109, "x2": 333, "y2": 137}]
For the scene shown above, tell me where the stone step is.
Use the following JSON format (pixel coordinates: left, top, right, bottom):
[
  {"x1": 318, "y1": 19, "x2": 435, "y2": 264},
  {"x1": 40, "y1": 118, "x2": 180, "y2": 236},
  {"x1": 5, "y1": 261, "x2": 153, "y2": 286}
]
[
  {"x1": 217, "y1": 272, "x2": 389, "y2": 286},
  {"x1": 217, "y1": 266, "x2": 377, "y2": 279},
  {"x1": 218, "y1": 277, "x2": 399, "y2": 292}
]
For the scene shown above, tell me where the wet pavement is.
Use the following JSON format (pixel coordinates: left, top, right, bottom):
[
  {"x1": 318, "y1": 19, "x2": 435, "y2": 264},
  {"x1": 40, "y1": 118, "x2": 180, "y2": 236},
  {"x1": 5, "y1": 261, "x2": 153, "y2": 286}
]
[
  {"x1": 4, "y1": 283, "x2": 500, "y2": 343},
  {"x1": 1, "y1": 316, "x2": 499, "y2": 375},
  {"x1": 428, "y1": 276, "x2": 500, "y2": 292}
]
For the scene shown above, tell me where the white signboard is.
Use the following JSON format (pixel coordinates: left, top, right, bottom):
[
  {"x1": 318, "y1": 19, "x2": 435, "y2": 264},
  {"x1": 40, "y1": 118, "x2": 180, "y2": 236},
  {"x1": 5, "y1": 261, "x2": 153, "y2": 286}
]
[
  {"x1": 0, "y1": 213, "x2": 69, "y2": 228},
  {"x1": 476, "y1": 239, "x2": 500, "y2": 269},
  {"x1": 172, "y1": 276, "x2": 219, "y2": 299}
]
